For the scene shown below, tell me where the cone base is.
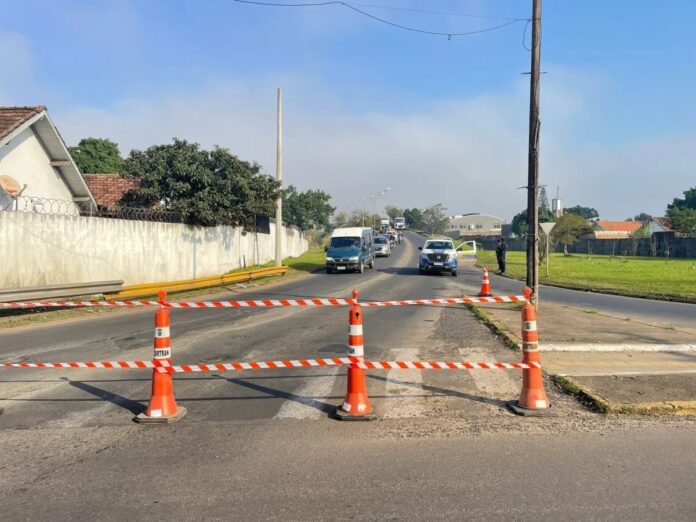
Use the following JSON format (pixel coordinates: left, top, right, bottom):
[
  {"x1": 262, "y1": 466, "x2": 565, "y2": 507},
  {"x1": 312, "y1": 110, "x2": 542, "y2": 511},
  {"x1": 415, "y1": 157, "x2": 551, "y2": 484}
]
[
  {"x1": 135, "y1": 406, "x2": 187, "y2": 424},
  {"x1": 506, "y1": 400, "x2": 558, "y2": 417},
  {"x1": 478, "y1": 292, "x2": 492, "y2": 297},
  {"x1": 335, "y1": 407, "x2": 377, "y2": 421}
]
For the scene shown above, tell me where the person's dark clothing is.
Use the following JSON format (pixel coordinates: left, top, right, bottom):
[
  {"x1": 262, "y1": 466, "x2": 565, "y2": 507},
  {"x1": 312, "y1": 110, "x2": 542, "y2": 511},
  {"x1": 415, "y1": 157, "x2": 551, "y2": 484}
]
[{"x1": 495, "y1": 240, "x2": 507, "y2": 274}]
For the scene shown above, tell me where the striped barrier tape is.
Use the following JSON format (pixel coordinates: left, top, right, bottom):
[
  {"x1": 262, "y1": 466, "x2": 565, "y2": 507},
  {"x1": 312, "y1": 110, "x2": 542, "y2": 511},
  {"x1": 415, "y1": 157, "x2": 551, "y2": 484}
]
[
  {"x1": 1, "y1": 358, "x2": 539, "y2": 372},
  {"x1": 0, "y1": 295, "x2": 526, "y2": 309},
  {"x1": 1, "y1": 360, "x2": 162, "y2": 369}
]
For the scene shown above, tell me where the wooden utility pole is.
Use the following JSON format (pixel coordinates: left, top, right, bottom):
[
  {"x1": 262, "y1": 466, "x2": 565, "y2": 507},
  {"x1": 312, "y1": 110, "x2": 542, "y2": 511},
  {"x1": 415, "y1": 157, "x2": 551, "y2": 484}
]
[
  {"x1": 275, "y1": 88, "x2": 283, "y2": 267},
  {"x1": 526, "y1": 0, "x2": 542, "y2": 305}
]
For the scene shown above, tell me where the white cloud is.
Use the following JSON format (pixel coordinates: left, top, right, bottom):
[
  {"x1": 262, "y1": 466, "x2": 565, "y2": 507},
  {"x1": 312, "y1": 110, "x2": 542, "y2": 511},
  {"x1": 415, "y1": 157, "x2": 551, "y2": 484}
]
[{"x1": 54, "y1": 70, "x2": 695, "y2": 221}]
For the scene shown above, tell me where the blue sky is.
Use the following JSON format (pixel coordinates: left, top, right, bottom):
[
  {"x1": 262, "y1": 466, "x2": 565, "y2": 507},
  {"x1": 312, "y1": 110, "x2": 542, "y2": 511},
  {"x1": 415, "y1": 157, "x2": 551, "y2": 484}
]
[{"x1": 2, "y1": 0, "x2": 695, "y2": 220}]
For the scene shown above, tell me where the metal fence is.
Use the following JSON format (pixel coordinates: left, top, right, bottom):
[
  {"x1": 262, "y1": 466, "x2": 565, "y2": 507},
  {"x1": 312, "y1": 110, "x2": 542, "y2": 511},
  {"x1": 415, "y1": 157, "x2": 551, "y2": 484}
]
[{"x1": 0, "y1": 195, "x2": 184, "y2": 223}]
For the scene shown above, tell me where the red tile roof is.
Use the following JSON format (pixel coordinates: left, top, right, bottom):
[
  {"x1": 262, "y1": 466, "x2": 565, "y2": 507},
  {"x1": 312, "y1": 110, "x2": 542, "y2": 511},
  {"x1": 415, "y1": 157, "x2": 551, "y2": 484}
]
[
  {"x1": 83, "y1": 173, "x2": 139, "y2": 209},
  {"x1": 0, "y1": 106, "x2": 46, "y2": 141},
  {"x1": 594, "y1": 220, "x2": 644, "y2": 233}
]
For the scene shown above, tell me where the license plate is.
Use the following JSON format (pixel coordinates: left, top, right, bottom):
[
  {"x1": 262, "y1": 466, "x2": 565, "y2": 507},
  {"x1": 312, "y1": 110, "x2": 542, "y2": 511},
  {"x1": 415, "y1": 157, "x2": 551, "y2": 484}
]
[
  {"x1": 434, "y1": 262, "x2": 443, "y2": 266},
  {"x1": 337, "y1": 266, "x2": 346, "y2": 270}
]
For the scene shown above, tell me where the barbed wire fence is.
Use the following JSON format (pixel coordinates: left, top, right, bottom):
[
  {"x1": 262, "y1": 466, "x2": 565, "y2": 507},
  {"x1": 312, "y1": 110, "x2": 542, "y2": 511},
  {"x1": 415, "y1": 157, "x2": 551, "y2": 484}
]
[{"x1": 0, "y1": 195, "x2": 185, "y2": 223}]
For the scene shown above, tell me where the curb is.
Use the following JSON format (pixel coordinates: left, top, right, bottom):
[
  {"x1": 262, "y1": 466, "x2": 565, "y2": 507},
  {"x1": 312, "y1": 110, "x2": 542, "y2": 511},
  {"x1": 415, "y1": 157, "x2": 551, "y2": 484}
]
[
  {"x1": 465, "y1": 303, "x2": 521, "y2": 352},
  {"x1": 552, "y1": 375, "x2": 696, "y2": 416}
]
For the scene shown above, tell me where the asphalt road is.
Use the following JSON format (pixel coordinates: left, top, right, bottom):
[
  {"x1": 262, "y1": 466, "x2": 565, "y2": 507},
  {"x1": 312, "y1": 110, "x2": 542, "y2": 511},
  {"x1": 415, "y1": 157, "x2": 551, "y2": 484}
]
[{"x1": 1, "y1": 230, "x2": 694, "y2": 520}]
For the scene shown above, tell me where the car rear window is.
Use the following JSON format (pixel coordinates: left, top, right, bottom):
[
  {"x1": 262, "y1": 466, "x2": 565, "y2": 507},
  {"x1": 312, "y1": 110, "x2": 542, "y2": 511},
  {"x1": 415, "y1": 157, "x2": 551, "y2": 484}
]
[{"x1": 375, "y1": 237, "x2": 387, "y2": 244}]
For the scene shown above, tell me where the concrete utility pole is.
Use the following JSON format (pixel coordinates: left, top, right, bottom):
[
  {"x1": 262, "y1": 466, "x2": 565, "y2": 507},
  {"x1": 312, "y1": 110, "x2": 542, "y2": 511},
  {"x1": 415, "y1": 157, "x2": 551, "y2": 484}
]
[
  {"x1": 275, "y1": 88, "x2": 283, "y2": 267},
  {"x1": 526, "y1": 0, "x2": 542, "y2": 305}
]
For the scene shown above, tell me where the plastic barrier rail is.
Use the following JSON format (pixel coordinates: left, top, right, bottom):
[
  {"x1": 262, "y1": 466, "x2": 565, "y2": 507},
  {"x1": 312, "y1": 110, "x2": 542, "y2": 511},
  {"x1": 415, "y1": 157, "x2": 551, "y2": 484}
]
[
  {"x1": 1, "y1": 358, "x2": 540, "y2": 372},
  {"x1": 0, "y1": 295, "x2": 527, "y2": 309}
]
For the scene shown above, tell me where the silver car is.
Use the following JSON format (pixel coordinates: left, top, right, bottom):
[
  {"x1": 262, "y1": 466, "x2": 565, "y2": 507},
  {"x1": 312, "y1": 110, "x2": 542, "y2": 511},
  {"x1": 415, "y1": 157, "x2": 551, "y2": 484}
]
[{"x1": 374, "y1": 235, "x2": 391, "y2": 257}]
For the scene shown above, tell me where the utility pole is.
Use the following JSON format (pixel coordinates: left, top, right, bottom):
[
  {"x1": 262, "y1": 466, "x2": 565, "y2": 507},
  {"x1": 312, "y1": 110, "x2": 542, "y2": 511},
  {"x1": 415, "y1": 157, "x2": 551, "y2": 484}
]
[
  {"x1": 526, "y1": 0, "x2": 542, "y2": 306},
  {"x1": 275, "y1": 88, "x2": 283, "y2": 267}
]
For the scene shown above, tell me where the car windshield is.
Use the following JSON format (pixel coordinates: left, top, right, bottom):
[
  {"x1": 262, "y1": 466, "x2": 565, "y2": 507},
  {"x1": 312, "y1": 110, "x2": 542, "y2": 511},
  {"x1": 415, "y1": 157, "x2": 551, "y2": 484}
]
[
  {"x1": 374, "y1": 237, "x2": 387, "y2": 244},
  {"x1": 330, "y1": 237, "x2": 361, "y2": 249},
  {"x1": 424, "y1": 241, "x2": 453, "y2": 250}
]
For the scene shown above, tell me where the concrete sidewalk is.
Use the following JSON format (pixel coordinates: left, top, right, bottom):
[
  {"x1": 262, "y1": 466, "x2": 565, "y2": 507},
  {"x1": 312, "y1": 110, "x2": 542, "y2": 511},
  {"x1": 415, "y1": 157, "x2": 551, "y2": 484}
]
[{"x1": 475, "y1": 300, "x2": 696, "y2": 415}]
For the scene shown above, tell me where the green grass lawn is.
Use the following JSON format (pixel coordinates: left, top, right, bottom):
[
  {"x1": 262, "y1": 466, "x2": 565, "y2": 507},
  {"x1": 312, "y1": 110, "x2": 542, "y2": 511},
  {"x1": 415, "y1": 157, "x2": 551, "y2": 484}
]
[
  {"x1": 477, "y1": 250, "x2": 696, "y2": 301},
  {"x1": 284, "y1": 247, "x2": 326, "y2": 274}
]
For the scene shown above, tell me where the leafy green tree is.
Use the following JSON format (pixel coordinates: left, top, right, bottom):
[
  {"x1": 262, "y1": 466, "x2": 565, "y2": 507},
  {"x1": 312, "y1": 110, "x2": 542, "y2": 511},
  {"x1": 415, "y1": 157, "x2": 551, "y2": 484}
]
[
  {"x1": 634, "y1": 212, "x2": 652, "y2": 222},
  {"x1": 667, "y1": 187, "x2": 696, "y2": 234},
  {"x1": 384, "y1": 205, "x2": 403, "y2": 222},
  {"x1": 511, "y1": 207, "x2": 556, "y2": 237},
  {"x1": 565, "y1": 205, "x2": 599, "y2": 220},
  {"x1": 404, "y1": 208, "x2": 425, "y2": 230},
  {"x1": 551, "y1": 213, "x2": 593, "y2": 255},
  {"x1": 119, "y1": 139, "x2": 280, "y2": 228},
  {"x1": 332, "y1": 210, "x2": 350, "y2": 228},
  {"x1": 422, "y1": 204, "x2": 448, "y2": 234},
  {"x1": 69, "y1": 138, "x2": 124, "y2": 173},
  {"x1": 283, "y1": 185, "x2": 335, "y2": 231}
]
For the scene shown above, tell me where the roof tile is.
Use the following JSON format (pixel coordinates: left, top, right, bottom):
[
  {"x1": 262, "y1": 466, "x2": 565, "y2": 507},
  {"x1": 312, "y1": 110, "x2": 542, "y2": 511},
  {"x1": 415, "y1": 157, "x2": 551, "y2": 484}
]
[{"x1": 0, "y1": 106, "x2": 47, "y2": 141}]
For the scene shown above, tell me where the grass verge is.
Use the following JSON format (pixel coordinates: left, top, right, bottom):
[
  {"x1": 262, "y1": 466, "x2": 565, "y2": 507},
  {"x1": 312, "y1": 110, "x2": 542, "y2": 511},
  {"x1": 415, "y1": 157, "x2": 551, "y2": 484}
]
[{"x1": 478, "y1": 250, "x2": 696, "y2": 302}]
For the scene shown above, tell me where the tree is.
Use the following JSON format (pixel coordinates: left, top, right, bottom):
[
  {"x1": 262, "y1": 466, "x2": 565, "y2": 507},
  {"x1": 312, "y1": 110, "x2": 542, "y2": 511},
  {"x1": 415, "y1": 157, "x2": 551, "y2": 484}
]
[
  {"x1": 384, "y1": 205, "x2": 403, "y2": 222},
  {"x1": 119, "y1": 139, "x2": 280, "y2": 228},
  {"x1": 283, "y1": 185, "x2": 335, "y2": 231},
  {"x1": 404, "y1": 208, "x2": 425, "y2": 230},
  {"x1": 564, "y1": 205, "x2": 599, "y2": 220},
  {"x1": 333, "y1": 211, "x2": 349, "y2": 228},
  {"x1": 69, "y1": 138, "x2": 124, "y2": 173},
  {"x1": 634, "y1": 212, "x2": 652, "y2": 222},
  {"x1": 511, "y1": 207, "x2": 556, "y2": 238},
  {"x1": 551, "y1": 213, "x2": 593, "y2": 255},
  {"x1": 422, "y1": 204, "x2": 448, "y2": 234},
  {"x1": 667, "y1": 187, "x2": 696, "y2": 234}
]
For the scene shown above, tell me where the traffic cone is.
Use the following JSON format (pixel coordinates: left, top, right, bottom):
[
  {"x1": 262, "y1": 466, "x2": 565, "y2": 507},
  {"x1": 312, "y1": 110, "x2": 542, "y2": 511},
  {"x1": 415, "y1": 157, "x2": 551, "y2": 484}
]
[
  {"x1": 136, "y1": 290, "x2": 187, "y2": 424},
  {"x1": 507, "y1": 287, "x2": 556, "y2": 416},
  {"x1": 336, "y1": 289, "x2": 375, "y2": 421},
  {"x1": 478, "y1": 267, "x2": 492, "y2": 297}
]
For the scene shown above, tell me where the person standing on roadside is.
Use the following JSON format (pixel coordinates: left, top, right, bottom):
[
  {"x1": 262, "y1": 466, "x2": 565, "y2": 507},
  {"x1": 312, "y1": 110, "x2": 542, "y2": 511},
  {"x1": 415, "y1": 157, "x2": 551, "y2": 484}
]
[{"x1": 495, "y1": 237, "x2": 507, "y2": 274}]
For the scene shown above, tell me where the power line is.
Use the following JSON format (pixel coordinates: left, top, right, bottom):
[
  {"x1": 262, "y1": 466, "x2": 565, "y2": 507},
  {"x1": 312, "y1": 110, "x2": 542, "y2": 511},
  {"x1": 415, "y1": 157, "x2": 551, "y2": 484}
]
[{"x1": 233, "y1": 0, "x2": 526, "y2": 38}]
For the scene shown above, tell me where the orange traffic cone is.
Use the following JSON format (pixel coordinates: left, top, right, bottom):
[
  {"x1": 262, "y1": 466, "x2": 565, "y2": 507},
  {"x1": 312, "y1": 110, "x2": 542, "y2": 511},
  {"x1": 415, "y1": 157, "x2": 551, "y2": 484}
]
[
  {"x1": 478, "y1": 267, "x2": 492, "y2": 297},
  {"x1": 136, "y1": 290, "x2": 187, "y2": 424},
  {"x1": 507, "y1": 287, "x2": 556, "y2": 416},
  {"x1": 336, "y1": 290, "x2": 375, "y2": 421}
]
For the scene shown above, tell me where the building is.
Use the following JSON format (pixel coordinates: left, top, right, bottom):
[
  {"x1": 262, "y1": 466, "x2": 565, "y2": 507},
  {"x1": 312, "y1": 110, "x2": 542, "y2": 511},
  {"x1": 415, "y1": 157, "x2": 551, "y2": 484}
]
[
  {"x1": 646, "y1": 217, "x2": 673, "y2": 235},
  {"x1": 0, "y1": 106, "x2": 96, "y2": 213},
  {"x1": 586, "y1": 220, "x2": 643, "y2": 239},
  {"x1": 446, "y1": 213, "x2": 504, "y2": 238},
  {"x1": 84, "y1": 173, "x2": 139, "y2": 210}
]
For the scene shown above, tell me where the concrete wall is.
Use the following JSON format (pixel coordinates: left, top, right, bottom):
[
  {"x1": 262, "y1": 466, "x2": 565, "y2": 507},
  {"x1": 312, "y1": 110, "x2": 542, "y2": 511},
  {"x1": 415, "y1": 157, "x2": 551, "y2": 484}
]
[
  {"x1": 0, "y1": 211, "x2": 308, "y2": 288},
  {"x1": 0, "y1": 127, "x2": 76, "y2": 208}
]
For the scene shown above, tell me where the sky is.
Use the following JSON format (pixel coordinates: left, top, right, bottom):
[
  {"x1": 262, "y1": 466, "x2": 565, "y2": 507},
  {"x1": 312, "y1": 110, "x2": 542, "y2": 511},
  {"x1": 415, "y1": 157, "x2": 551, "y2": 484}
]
[{"x1": 2, "y1": 0, "x2": 695, "y2": 221}]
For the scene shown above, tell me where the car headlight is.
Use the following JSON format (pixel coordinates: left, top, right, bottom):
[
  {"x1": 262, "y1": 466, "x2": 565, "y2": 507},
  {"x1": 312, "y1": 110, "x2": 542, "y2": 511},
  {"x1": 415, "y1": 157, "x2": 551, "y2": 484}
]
[
  {"x1": 326, "y1": 257, "x2": 334, "y2": 262},
  {"x1": 448, "y1": 254, "x2": 457, "y2": 261},
  {"x1": 420, "y1": 253, "x2": 429, "y2": 259},
  {"x1": 349, "y1": 256, "x2": 359, "y2": 262}
]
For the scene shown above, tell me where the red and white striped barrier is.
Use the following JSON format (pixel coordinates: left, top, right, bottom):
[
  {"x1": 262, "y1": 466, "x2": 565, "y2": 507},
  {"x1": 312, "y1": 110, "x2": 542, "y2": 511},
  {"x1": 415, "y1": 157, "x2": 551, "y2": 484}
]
[
  {"x1": 1, "y1": 360, "x2": 162, "y2": 369},
  {"x1": 0, "y1": 295, "x2": 526, "y2": 309},
  {"x1": 0, "y1": 358, "x2": 540, "y2": 372}
]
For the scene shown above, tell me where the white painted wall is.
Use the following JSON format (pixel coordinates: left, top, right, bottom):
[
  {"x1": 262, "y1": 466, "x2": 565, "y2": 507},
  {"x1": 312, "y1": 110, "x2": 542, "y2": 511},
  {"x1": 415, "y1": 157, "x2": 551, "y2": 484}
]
[
  {"x1": 0, "y1": 212, "x2": 308, "y2": 288},
  {"x1": 0, "y1": 127, "x2": 76, "y2": 210}
]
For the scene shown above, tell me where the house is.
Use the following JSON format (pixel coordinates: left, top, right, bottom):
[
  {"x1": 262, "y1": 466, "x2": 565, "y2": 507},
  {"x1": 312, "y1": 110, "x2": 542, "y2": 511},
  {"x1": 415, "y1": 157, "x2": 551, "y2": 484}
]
[
  {"x1": 0, "y1": 106, "x2": 96, "y2": 213},
  {"x1": 84, "y1": 173, "x2": 139, "y2": 210},
  {"x1": 586, "y1": 220, "x2": 643, "y2": 239},
  {"x1": 646, "y1": 216, "x2": 673, "y2": 235},
  {"x1": 446, "y1": 213, "x2": 504, "y2": 238}
]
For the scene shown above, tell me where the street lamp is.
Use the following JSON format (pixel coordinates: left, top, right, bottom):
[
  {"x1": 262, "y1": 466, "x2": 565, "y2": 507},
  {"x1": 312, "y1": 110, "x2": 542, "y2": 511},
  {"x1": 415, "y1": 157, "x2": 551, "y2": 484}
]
[{"x1": 371, "y1": 187, "x2": 390, "y2": 229}]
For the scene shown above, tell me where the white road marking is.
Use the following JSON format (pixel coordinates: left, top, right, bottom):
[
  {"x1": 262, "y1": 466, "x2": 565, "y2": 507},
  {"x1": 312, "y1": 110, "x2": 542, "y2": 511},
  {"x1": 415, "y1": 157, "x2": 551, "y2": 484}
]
[
  {"x1": 459, "y1": 348, "x2": 518, "y2": 399},
  {"x1": 541, "y1": 343, "x2": 696, "y2": 352},
  {"x1": 272, "y1": 369, "x2": 340, "y2": 420}
]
